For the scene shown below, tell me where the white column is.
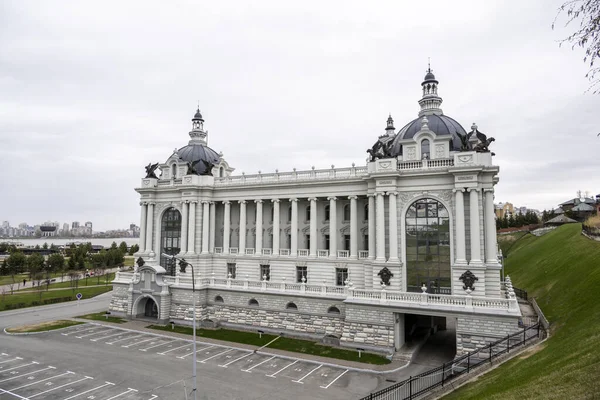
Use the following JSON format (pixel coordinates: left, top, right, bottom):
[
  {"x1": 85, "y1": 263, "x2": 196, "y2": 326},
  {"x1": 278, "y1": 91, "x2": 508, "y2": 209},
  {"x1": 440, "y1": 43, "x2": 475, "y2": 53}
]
[
  {"x1": 187, "y1": 201, "x2": 196, "y2": 255},
  {"x1": 238, "y1": 200, "x2": 247, "y2": 254},
  {"x1": 328, "y1": 197, "x2": 337, "y2": 258},
  {"x1": 455, "y1": 189, "x2": 467, "y2": 264},
  {"x1": 309, "y1": 197, "x2": 317, "y2": 257},
  {"x1": 469, "y1": 188, "x2": 482, "y2": 264},
  {"x1": 272, "y1": 199, "x2": 280, "y2": 255},
  {"x1": 255, "y1": 200, "x2": 263, "y2": 254},
  {"x1": 180, "y1": 201, "x2": 189, "y2": 254},
  {"x1": 388, "y1": 192, "x2": 399, "y2": 262},
  {"x1": 223, "y1": 201, "x2": 231, "y2": 254},
  {"x1": 209, "y1": 202, "x2": 216, "y2": 253},
  {"x1": 138, "y1": 202, "x2": 147, "y2": 253},
  {"x1": 485, "y1": 189, "x2": 498, "y2": 264},
  {"x1": 202, "y1": 201, "x2": 210, "y2": 254},
  {"x1": 376, "y1": 193, "x2": 386, "y2": 261},
  {"x1": 349, "y1": 196, "x2": 358, "y2": 258},
  {"x1": 290, "y1": 198, "x2": 298, "y2": 256},
  {"x1": 368, "y1": 195, "x2": 375, "y2": 259},
  {"x1": 145, "y1": 202, "x2": 154, "y2": 256}
]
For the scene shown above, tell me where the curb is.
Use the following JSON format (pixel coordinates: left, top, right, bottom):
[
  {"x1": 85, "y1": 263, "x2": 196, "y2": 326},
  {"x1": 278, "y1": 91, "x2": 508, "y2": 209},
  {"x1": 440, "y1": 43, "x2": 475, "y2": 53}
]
[{"x1": 3, "y1": 322, "x2": 85, "y2": 336}]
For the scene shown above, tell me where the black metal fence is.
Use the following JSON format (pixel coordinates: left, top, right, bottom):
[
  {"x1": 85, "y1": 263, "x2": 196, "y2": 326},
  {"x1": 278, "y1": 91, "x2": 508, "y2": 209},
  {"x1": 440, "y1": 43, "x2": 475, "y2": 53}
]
[
  {"x1": 360, "y1": 323, "x2": 541, "y2": 400},
  {"x1": 512, "y1": 286, "x2": 528, "y2": 301}
]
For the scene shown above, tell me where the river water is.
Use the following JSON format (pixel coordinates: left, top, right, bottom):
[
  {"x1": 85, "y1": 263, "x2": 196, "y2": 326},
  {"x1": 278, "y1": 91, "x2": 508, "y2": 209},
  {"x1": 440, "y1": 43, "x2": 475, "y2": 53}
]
[{"x1": 0, "y1": 238, "x2": 140, "y2": 248}]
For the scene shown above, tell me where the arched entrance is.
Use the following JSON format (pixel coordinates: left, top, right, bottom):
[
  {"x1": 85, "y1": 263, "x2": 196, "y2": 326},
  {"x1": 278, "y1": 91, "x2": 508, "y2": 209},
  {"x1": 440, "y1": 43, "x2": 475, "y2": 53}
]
[
  {"x1": 405, "y1": 198, "x2": 451, "y2": 293},
  {"x1": 144, "y1": 297, "x2": 158, "y2": 318}
]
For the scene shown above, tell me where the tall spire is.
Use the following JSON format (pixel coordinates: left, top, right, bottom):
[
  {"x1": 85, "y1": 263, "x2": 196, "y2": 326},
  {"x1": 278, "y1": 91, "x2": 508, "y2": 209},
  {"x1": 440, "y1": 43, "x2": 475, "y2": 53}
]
[
  {"x1": 190, "y1": 107, "x2": 208, "y2": 144},
  {"x1": 418, "y1": 63, "x2": 443, "y2": 117},
  {"x1": 385, "y1": 114, "x2": 395, "y2": 136}
]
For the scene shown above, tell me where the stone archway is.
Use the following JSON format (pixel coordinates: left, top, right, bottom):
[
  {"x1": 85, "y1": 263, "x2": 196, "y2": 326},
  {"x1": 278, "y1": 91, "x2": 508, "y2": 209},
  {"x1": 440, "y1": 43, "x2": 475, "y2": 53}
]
[
  {"x1": 144, "y1": 297, "x2": 158, "y2": 318},
  {"x1": 134, "y1": 295, "x2": 160, "y2": 320}
]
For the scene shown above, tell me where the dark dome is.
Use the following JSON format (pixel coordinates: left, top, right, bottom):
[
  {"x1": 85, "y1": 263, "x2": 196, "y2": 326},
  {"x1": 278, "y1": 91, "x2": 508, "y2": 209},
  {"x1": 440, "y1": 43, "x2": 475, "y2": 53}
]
[
  {"x1": 424, "y1": 71, "x2": 436, "y2": 81},
  {"x1": 177, "y1": 143, "x2": 220, "y2": 175},
  {"x1": 40, "y1": 226, "x2": 56, "y2": 232},
  {"x1": 193, "y1": 109, "x2": 203, "y2": 120},
  {"x1": 389, "y1": 114, "x2": 467, "y2": 155}
]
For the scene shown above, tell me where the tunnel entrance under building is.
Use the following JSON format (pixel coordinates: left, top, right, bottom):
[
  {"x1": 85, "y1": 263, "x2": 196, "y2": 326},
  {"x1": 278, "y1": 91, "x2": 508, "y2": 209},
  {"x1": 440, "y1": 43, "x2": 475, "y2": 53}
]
[{"x1": 395, "y1": 313, "x2": 456, "y2": 355}]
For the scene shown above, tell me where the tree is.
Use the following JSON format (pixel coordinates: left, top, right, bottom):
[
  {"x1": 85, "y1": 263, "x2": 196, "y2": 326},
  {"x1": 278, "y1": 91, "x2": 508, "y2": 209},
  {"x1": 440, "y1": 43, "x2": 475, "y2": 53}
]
[
  {"x1": 128, "y1": 244, "x2": 139, "y2": 255},
  {"x1": 27, "y1": 253, "x2": 45, "y2": 279},
  {"x1": 110, "y1": 241, "x2": 118, "y2": 250},
  {"x1": 118, "y1": 241, "x2": 128, "y2": 255},
  {"x1": 6, "y1": 252, "x2": 26, "y2": 293},
  {"x1": 47, "y1": 253, "x2": 65, "y2": 283},
  {"x1": 42, "y1": 242, "x2": 48, "y2": 250},
  {"x1": 554, "y1": 0, "x2": 600, "y2": 92},
  {"x1": 0, "y1": 258, "x2": 7, "y2": 275}
]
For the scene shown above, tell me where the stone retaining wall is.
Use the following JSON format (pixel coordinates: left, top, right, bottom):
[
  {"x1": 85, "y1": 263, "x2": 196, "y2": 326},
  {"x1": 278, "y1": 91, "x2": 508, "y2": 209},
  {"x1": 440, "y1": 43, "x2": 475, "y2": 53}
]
[{"x1": 456, "y1": 315, "x2": 520, "y2": 354}]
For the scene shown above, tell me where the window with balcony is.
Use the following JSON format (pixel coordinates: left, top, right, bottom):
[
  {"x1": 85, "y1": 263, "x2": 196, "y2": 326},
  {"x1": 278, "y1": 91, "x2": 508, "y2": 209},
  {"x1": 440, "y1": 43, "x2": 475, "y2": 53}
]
[
  {"x1": 296, "y1": 266, "x2": 307, "y2": 283},
  {"x1": 227, "y1": 263, "x2": 236, "y2": 279},
  {"x1": 260, "y1": 264, "x2": 270, "y2": 281},
  {"x1": 335, "y1": 268, "x2": 348, "y2": 286}
]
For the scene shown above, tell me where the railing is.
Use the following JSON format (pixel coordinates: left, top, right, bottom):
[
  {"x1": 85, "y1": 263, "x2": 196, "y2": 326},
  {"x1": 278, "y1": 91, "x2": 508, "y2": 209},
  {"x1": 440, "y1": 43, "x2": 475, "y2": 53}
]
[
  {"x1": 358, "y1": 250, "x2": 369, "y2": 259},
  {"x1": 298, "y1": 249, "x2": 309, "y2": 257},
  {"x1": 261, "y1": 248, "x2": 272, "y2": 256},
  {"x1": 337, "y1": 250, "x2": 349, "y2": 258},
  {"x1": 229, "y1": 247, "x2": 238, "y2": 255},
  {"x1": 398, "y1": 158, "x2": 454, "y2": 171},
  {"x1": 213, "y1": 165, "x2": 369, "y2": 187},
  {"x1": 214, "y1": 247, "x2": 223, "y2": 254},
  {"x1": 317, "y1": 249, "x2": 329, "y2": 258},
  {"x1": 361, "y1": 323, "x2": 542, "y2": 400},
  {"x1": 279, "y1": 249, "x2": 290, "y2": 256},
  {"x1": 244, "y1": 248, "x2": 255, "y2": 255}
]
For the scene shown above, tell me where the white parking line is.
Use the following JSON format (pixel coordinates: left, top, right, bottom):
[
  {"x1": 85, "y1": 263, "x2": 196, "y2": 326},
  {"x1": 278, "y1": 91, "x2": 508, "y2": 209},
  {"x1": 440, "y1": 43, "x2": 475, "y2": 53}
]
[
  {"x1": 105, "y1": 387, "x2": 138, "y2": 399},
  {"x1": 9, "y1": 371, "x2": 73, "y2": 390},
  {"x1": 0, "y1": 361, "x2": 39, "y2": 373},
  {"x1": 140, "y1": 339, "x2": 177, "y2": 351},
  {"x1": 107, "y1": 334, "x2": 144, "y2": 345},
  {"x1": 147, "y1": 395, "x2": 158, "y2": 400},
  {"x1": 242, "y1": 356, "x2": 274, "y2": 373},
  {"x1": 28, "y1": 376, "x2": 93, "y2": 398},
  {"x1": 122, "y1": 337, "x2": 156, "y2": 348},
  {"x1": 0, "y1": 388, "x2": 28, "y2": 399},
  {"x1": 63, "y1": 381, "x2": 115, "y2": 400},
  {"x1": 0, "y1": 367, "x2": 55, "y2": 383},
  {"x1": 90, "y1": 331, "x2": 123, "y2": 342},
  {"x1": 177, "y1": 345, "x2": 215, "y2": 359},
  {"x1": 219, "y1": 352, "x2": 252, "y2": 368},
  {"x1": 320, "y1": 369, "x2": 348, "y2": 389},
  {"x1": 62, "y1": 326, "x2": 96, "y2": 336},
  {"x1": 292, "y1": 364, "x2": 322, "y2": 384},
  {"x1": 199, "y1": 348, "x2": 233, "y2": 363},
  {"x1": 76, "y1": 328, "x2": 113, "y2": 339},
  {"x1": 0, "y1": 357, "x2": 22, "y2": 364},
  {"x1": 266, "y1": 360, "x2": 297, "y2": 378},
  {"x1": 157, "y1": 343, "x2": 191, "y2": 355}
]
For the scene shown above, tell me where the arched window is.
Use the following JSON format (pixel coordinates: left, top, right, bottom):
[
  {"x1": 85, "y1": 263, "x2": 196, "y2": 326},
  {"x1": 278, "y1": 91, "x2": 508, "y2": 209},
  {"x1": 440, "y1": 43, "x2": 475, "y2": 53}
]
[
  {"x1": 286, "y1": 302, "x2": 298, "y2": 310},
  {"x1": 405, "y1": 198, "x2": 450, "y2": 294},
  {"x1": 324, "y1": 205, "x2": 330, "y2": 221},
  {"x1": 305, "y1": 206, "x2": 311, "y2": 221},
  {"x1": 214, "y1": 295, "x2": 224, "y2": 303},
  {"x1": 421, "y1": 139, "x2": 430, "y2": 159},
  {"x1": 248, "y1": 298, "x2": 259, "y2": 307},
  {"x1": 219, "y1": 166, "x2": 224, "y2": 177},
  {"x1": 364, "y1": 203, "x2": 369, "y2": 220},
  {"x1": 171, "y1": 164, "x2": 177, "y2": 179},
  {"x1": 160, "y1": 208, "x2": 182, "y2": 274},
  {"x1": 343, "y1": 204, "x2": 350, "y2": 221},
  {"x1": 327, "y1": 306, "x2": 341, "y2": 315}
]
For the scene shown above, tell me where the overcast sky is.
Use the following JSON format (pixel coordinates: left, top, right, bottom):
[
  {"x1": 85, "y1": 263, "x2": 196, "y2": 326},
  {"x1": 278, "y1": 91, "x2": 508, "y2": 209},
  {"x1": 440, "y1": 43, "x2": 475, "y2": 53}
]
[{"x1": 1, "y1": 0, "x2": 599, "y2": 231}]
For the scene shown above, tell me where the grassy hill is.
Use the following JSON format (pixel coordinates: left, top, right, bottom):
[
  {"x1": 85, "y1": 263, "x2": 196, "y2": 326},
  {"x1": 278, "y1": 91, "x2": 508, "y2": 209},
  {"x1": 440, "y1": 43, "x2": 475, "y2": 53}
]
[{"x1": 444, "y1": 224, "x2": 600, "y2": 400}]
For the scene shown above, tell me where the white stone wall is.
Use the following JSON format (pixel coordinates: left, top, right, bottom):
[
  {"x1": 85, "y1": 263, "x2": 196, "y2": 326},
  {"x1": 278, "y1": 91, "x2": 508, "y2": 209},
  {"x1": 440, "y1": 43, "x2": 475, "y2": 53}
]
[
  {"x1": 455, "y1": 315, "x2": 521, "y2": 354},
  {"x1": 108, "y1": 283, "x2": 129, "y2": 314}
]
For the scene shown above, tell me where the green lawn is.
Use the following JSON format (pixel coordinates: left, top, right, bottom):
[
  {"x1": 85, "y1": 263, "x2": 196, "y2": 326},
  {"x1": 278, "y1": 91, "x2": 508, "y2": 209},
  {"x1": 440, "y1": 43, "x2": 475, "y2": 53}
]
[
  {"x1": 20, "y1": 273, "x2": 116, "y2": 291},
  {"x1": 76, "y1": 311, "x2": 126, "y2": 324},
  {"x1": 0, "y1": 286, "x2": 113, "y2": 311},
  {"x1": 6, "y1": 320, "x2": 84, "y2": 333},
  {"x1": 148, "y1": 324, "x2": 390, "y2": 365},
  {"x1": 444, "y1": 224, "x2": 600, "y2": 399},
  {"x1": 0, "y1": 274, "x2": 29, "y2": 287}
]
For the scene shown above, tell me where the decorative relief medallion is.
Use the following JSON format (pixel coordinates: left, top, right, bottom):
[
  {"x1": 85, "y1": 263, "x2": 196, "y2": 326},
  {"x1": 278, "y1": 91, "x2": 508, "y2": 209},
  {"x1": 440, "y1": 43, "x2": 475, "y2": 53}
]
[
  {"x1": 457, "y1": 154, "x2": 473, "y2": 164},
  {"x1": 379, "y1": 161, "x2": 391, "y2": 169},
  {"x1": 184, "y1": 177, "x2": 192, "y2": 183},
  {"x1": 435, "y1": 144, "x2": 445, "y2": 158},
  {"x1": 406, "y1": 147, "x2": 417, "y2": 160},
  {"x1": 459, "y1": 270, "x2": 479, "y2": 291}
]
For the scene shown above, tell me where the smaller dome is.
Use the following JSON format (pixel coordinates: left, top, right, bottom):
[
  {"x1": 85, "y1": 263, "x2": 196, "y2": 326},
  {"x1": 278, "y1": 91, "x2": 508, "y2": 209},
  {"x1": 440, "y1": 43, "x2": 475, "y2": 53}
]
[
  {"x1": 193, "y1": 108, "x2": 203, "y2": 121},
  {"x1": 423, "y1": 70, "x2": 438, "y2": 83}
]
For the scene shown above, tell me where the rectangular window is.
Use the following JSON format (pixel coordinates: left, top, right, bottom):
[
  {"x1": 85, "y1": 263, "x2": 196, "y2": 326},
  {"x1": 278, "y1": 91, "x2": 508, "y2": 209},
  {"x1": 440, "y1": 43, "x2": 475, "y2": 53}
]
[
  {"x1": 227, "y1": 263, "x2": 236, "y2": 279},
  {"x1": 325, "y1": 234, "x2": 330, "y2": 250},
  {"x1": 336, "y1": 268, "x2": 348, "y2": 286},
  {"x1": 260, "y1": 264, "x2": 270, "y2": 281},
  {"x1": 344, "y1": 235, "x2": 350, "y2": 250},
  {"x1": 296, "y1": 266, "x2": 307, "y2": 283}
]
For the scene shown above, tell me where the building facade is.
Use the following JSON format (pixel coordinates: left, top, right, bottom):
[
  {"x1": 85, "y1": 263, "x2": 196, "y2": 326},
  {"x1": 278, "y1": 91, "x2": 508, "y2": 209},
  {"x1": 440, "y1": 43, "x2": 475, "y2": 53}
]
[{"x1": 110, "y1": 70, "x2": 522, "y2": 355}]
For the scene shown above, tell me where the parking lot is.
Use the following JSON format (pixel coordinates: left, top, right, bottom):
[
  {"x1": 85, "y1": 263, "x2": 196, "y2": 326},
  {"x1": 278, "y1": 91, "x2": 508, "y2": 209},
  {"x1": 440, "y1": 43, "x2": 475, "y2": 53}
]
[
  {"x1": 54, "y1": 323, "x2": 365, "y2": 392},
  {"x1": 0, "y1": 352, "x2": 157, "y2": 399}
]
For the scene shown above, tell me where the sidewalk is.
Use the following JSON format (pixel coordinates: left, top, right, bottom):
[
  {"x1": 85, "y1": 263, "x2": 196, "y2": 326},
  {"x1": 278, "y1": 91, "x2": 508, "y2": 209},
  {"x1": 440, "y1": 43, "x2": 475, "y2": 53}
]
[
  {"x1": 0, "y1": 267, "x2": 119, "y2": 294},
  {"x1": 76, "y1": 318, "x2": 410, "y2": 373}
]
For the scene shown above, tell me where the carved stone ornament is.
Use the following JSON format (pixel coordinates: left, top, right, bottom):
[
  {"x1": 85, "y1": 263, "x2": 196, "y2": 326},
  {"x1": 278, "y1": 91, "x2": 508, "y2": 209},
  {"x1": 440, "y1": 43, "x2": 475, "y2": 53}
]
[
  {"x1": 377, "y1": 267, "x2": 394, "y2": 286},
  {"x1": 435, "y1": 144, "x2": 445, "y2": 158},
  {"x1": 459, "y1": 270, "x2": 479, "y2": 291},
  {"x1": 144, "y1": 162, "x2": 159, "y2": 179},
  {"x1": 457, "y1": 154, "x2": 473, "y2": 164},
  {"x1": 136, "y1": 257, "x2": 145, "y2": 268}
]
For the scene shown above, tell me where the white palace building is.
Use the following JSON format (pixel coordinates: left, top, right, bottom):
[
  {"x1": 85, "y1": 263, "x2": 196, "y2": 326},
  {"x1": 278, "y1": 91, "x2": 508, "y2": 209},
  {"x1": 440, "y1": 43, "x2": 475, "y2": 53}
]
[{"x1": 110, "y1": 69, "x2": 522, "y2": 355}]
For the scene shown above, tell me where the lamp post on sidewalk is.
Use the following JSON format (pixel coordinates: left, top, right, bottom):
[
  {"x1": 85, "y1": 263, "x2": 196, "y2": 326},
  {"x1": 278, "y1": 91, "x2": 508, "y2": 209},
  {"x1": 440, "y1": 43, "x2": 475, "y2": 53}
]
[{"x1": 162, "y1": 253, "x2": 197, "y2": 400}]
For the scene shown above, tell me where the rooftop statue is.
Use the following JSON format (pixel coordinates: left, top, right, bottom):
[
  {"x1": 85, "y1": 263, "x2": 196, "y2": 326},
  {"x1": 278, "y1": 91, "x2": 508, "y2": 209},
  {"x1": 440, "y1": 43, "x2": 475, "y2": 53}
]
[
  {"x1": 200, "y1": 160, "x2": 215, "y2": 176},
  {"x1": 144, "y1": 162, "x2": 159, "y2": 179},
  {"x1": 473, "y1": 128, "x2": 495, "y2": 153},
  {"x1": 186, "y1": 159, "x2": 203, "y2": 175},
  {"x1": 456, "y1": 130, "x2": 474, "y2": 151},
  {"x1": 367, "y1": 139, "x2": 395, "y2": 162}
]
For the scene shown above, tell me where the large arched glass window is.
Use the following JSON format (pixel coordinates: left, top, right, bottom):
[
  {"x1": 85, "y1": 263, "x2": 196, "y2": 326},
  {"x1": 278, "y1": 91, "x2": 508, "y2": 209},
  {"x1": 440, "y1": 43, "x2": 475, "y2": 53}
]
[
  {"x1": 324, "y1": 205, "x2": 330, "y2": 221},
  {"x1": 405, "y1": 198, "x2": 450, "y2": 293},
  {"x1": 421, "y1": 139, "x2": 430, "y2": 159},
  {"x1": 160, "y1": 208, "x2": 182, "y2": 275},
  {"x1": 343, "y1": 204, "x2": 350, "y2": 221}
]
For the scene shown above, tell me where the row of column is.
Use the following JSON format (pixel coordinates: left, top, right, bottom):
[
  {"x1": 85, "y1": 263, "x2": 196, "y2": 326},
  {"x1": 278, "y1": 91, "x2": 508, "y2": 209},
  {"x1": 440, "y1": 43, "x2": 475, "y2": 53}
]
[{"x1": 454, "y1": 188, "x2": 498, "y2": 265}]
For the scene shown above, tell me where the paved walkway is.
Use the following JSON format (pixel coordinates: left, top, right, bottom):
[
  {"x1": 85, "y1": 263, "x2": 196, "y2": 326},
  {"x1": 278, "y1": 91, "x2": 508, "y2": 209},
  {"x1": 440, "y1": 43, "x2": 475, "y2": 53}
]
[{"x1": 0, "y1": 268, "x2": 119, "y2": 294}]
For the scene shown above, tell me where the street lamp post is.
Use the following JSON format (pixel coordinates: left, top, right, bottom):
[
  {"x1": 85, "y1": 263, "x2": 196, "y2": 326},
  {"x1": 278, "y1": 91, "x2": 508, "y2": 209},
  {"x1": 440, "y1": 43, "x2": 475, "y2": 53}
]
[{"x1": 163, "y1": 253, "x2": 197, "y2": 400}]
